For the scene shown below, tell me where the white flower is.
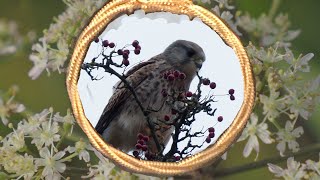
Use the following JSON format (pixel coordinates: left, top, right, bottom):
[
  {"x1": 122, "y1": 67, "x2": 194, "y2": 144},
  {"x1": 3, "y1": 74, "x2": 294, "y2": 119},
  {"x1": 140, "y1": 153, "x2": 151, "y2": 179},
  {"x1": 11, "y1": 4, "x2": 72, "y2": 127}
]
[
  {"x1": 66, "y1": 139, "x2": 93, "y2": 162},
  {"x1": 28, "y1": 38, "x2": 50, "y2": 80},
  {"x1": 2, "y1": 153, "x2": 36, "y2": 180},
  {"x1": 2, "y1": 129, "x2": 25, "y2": 151},
  {"x1": 306, "y1": 153, "x2": 320, "y2": 177},
  {"x1": 212, "y1": 5, "x2": 241, "y2": 35},
  {"x1": 268, "y1": 157, "x2": 306, "y2": 180},
  {"x1": 17, "y1": 109, "x2": 50, "y2": 134},
  {"x1": 0, "y1": 95, "x2": 25, "y2": 125},
  {"x1": 276, "y1": 121, "x2": 303, "y2": 156},
  {"x1": 237, "y1": 113, "x2": 273, "y2": 158},
  {"x1": 0, "y1": 20, "x2": 22, "y2": 55},
  {"x1": 82, "y1": 149, "x2": 115, "y2": 179},
  {"x1": 260, "y1": 90, "x2": 285, "y2": 120},
  {"x1": 285, "y1": 90, "x2": 313, "y2": 120},
  {"x1": 35, "y1": 147, "x2": 66, "y2": 180},
  {"x1": 53, "y1": 109, "x2": 75, "y2": 135},
  {"x1": 31, "y1": 120, "x2": 60, "y2": 149},
  {"x1": 47, "y1": 39, "x2": 69, "y2": 73},
  {"x1": 237, "y1": 13, "x2": 300, "y2": 47}
]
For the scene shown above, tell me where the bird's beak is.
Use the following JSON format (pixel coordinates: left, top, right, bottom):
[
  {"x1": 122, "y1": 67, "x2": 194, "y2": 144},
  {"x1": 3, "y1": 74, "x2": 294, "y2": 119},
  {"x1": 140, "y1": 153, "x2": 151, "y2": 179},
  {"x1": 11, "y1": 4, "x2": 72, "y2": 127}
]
[
  {"x1": 194, "y1": 58, "x2": 203, "y2": 71},
  {"x1": 195, "y1": 62, "x2": 202, "y2": 69}
]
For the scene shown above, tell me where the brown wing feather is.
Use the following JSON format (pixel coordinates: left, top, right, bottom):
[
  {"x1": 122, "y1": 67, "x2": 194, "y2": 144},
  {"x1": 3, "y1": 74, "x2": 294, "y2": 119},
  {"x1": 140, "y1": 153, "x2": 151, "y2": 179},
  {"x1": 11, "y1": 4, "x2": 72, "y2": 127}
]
[{"x1": 95, "y1": 56, "x2": 161, "y2": 134}]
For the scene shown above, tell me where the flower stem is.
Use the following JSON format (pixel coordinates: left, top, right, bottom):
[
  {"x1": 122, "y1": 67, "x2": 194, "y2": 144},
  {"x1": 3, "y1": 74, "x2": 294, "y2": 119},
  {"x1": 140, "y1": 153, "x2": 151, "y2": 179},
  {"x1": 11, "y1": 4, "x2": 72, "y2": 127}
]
[
  {"x1": 61, "y1": 152, "x2": 78, "y2": 162},
  {"x1": 268, "y1": 0, "x2": 281, "y2": 19}
]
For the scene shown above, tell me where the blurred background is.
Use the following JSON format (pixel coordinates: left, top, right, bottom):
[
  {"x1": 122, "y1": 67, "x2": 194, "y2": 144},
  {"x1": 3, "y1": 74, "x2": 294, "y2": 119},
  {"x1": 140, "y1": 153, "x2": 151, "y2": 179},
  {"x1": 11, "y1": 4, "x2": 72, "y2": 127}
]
[{"x1": 0, "y1": 0, "x2": 319, "y2": 179}]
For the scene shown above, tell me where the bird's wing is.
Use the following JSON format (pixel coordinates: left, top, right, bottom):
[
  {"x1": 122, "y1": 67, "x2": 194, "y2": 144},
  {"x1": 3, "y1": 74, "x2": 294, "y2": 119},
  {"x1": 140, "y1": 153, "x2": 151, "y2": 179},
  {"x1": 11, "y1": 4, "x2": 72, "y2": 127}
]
[{"x1": 95, "y1": 57, "x2": 161, "y2": 134}]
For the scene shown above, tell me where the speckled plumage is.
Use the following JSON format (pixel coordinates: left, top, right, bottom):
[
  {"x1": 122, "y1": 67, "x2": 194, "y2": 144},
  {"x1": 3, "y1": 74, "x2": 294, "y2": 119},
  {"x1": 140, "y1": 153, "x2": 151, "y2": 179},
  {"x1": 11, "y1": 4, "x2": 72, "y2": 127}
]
[{"x1": 95, "y1": 40, "x2": 205, "y2": 153}]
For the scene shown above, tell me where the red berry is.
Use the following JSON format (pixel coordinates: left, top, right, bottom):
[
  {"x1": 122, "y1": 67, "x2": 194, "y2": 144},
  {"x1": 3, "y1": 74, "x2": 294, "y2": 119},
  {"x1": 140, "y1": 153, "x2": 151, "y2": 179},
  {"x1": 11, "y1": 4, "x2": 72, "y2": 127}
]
[
  {"x1": 142, "y1": 145, "x2": 148, "y2": 151},
  {"x1": 174, "y1": 156, "x2": 181, "y2": 161},
  {"x1": 208, "y1": 127, "x2": 215, "y2": 132},
  {"x1": 209, "y1": 132, "x2": 215, "y2": 138},
  {"x1": 109, "y1": 42, "x2": 115, "y2": 48},
  {"x1": 229, "y1": 89, "x2": 235, "y2": 95},
  {"x1": 124, "y1": 49, "x2": 130, "y2": 55},
  {"x1": 202, "y1": 78, "x2": 210, "y2": 85},
  {"x1": 186, "y1": 91, "x2": 193, "y2": 97},
  {"x1": 206, "y1": 137, "x2": 211, "y2": 143},
  {"x1": 135, "y1": 45, "x2": 141, "y2": 50},
  {"x1": 179, "y1": 73, "x2": 186, "y2": 80},
  {"x1": 171, "y1": 109, "x2": 177, "y2": 115},
  {"x1": 132, "y1": 40, "x2": 139, "y2": 47},
  {"x1": 218, "y1": 116, "x2": 223, "y2": 122},
  {"x1": 173, "y1": 70, "x2": 180, "y2": 77},
  {"x1": 230, "y1": 95, "x2": 235, "y2": 101},
  {"x1": 142, "y1": 136, "x2": 149, "y2": 142},
  {"x1": 137, "y1": 140, "x2": 144, "y2": 145},
  {"x1": 94, "y1": 38, "x2": 99, "y2": 43},
  {"x1": 117, "y1": 49, "x2": 123, "y2": 55},
  {"x1": 135, "y1": 144, "x2": 142, "y2": 149},
  {"x1": 210, "y1": 82, "x2": 216, "y2": 89},
  {"x1": 164, "y1": 115, "x2": 170, "y2": 121},
  {"x1": 134, "y1": 49, "x2": 140, "y2": 55},
  {"x1": 123, "y1": 52, "x2": 129, "y2": 59},
  {"x1": 133, "y1": 150, "x2": 139, "y2": 157},
  {"x1": 168, "y1": 74, "x2": 175, "y2": 81},
  {"x1": 137, "y1": 133, "x2": 144, "y2": 139},
  {"x1": 102, "y1": 40, "x2": 109, "y2": 47},
  {"x1": 123, "y1": 59, "x2": 129, "y2": 66}
]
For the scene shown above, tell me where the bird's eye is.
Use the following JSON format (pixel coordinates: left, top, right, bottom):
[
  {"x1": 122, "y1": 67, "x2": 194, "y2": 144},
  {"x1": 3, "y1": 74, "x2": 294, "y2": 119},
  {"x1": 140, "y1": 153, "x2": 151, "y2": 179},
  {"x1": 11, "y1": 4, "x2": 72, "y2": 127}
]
[{"x1": 187, "y1": 48, "x2": 196, "y2": 57}]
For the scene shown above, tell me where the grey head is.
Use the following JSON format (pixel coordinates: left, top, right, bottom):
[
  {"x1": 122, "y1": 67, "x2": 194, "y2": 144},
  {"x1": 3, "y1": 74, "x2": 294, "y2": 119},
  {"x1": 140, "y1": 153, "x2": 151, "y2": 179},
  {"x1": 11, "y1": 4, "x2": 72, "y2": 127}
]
[{"x1": 162, "y1": 40, "x2": 206, "y2": 77}]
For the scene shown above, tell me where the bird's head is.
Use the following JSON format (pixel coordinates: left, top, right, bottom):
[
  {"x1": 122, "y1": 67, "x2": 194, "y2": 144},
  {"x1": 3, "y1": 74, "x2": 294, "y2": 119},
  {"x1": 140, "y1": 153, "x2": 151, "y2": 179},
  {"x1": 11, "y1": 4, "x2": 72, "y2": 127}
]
[{"x1": 163, "y1": 40, "x2": 206, "y2": 78}]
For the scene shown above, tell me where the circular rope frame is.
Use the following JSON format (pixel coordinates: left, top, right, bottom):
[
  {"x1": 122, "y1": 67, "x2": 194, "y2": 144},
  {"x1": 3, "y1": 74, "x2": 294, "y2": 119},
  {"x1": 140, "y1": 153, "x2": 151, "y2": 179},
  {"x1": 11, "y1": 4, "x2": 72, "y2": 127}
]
[{"x1": 66, "y1": 0, "x2": 255, "y2": 176}]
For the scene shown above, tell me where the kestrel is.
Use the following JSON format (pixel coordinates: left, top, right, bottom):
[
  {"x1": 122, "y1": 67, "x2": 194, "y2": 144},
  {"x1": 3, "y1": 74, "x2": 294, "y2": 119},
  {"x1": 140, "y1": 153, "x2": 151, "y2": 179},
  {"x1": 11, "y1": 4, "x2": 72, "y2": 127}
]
[{"x1": 95, "y1": 40, "x2": 205, "y2": 153}]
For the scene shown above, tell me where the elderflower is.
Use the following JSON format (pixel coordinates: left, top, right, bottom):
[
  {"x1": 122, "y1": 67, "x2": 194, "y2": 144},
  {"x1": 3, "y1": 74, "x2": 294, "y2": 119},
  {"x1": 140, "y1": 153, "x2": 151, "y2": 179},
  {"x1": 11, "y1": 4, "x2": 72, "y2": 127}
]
[
  {"x1": 35, "y1": 147, "x2": 66, "y2": 180},
  {"x1": 260, "y1": 90, "x2": 285, "y2": 120},
  {"x1": 237, "y1": 113, "x2": 273, "y2": 158},
  {"x1": 0, "y1": 19, "x2": 21, "y2": 55},
  {"x1": 82, "y1": 149, "x2": 115, "y2": 179},
  {"x1": 2, "y1": 153, "x2": 36, "y2": 180},
  {"x1": 0, "y1": 95, "x2": 25, "y2": 125},
  {"x1": 66, "y1": 139, "x2": 93, "y2": 162},
  {"x1": 28, "y1": 38, "x2": 50, "y2": 80},
  {"x1": 31, "y1": 119, "x2": 60, "y2": 150},
  {"x1": 53, "y1": 109, "x2": 75, "y2": 135},
  {"x1": 268, "y1": 157, "x2": 306, "y2": 180},
  {"x1": 29, "y1": 0, "x2": 106, "y2": 80},
  {"x1": 305, "y1": 153, "x2": 320, "y2": 179},
  {"x1": 236, "y1": 13, "x2": 300, "y2": 47},
  {"x1": 17, "y1": 109, "x2": 51, "y2": 134},
  {"x1": 276, "y1": 121, "x2": 304, "y2": 156}
]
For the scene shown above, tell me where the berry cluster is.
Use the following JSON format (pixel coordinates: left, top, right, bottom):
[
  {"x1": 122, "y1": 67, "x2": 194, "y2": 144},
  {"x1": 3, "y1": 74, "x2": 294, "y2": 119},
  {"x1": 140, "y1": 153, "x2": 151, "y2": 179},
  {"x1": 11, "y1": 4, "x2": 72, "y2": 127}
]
[
  {"x1": 205, "y1": 116, "x2": 224, "y2": 144},
  {"x1": 94, "y1": 39, "x2": 142, "y2": 67},
  {"x1": 206, "y1": 127, "x2": 215, "y2": 143},
  {"x1": 133, "y1": 133, "x2": 152, "y2": 159},
  {"x1": 229, "y1": 89, "x2": 235, "y2": 101},
  {"x1": 162, "y1": 70, "x2": 186, "y2": 81}
]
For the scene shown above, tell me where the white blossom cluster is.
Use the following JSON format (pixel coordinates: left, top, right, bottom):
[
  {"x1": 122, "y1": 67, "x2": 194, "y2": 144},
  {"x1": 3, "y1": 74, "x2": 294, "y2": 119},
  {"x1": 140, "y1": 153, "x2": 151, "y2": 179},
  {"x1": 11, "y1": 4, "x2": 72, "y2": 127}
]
[
  {"x1": 0, "y1": 19, "x2": 35, "y2": 56},
  {"x1": 0, "y1": 88, "x2": 162, "y2": 179},
  {"x1": 28, "y1": 0, "x2": 106, "y2": 80},
  {"x1": 0, "y1": 0, "x2": 317, "y2": 179},
  {"x1": 268, "y1": 155, "x2": 320, "y2": 180}
]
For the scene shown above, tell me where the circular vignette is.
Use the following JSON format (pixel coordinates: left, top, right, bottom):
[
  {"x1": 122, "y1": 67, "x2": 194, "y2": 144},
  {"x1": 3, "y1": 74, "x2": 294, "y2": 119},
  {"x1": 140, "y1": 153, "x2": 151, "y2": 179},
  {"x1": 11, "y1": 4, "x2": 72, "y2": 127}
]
[{"x1": 66, "y1": 0, "x2": 255, "y2": 176}]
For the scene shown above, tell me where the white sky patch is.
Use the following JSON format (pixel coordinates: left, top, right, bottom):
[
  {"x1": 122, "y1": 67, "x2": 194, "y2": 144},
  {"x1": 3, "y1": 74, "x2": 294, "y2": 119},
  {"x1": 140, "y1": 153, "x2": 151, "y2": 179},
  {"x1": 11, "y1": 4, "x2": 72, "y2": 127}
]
[{"x1": 78, "y1": 10, "x2": 244, "y2": 156}]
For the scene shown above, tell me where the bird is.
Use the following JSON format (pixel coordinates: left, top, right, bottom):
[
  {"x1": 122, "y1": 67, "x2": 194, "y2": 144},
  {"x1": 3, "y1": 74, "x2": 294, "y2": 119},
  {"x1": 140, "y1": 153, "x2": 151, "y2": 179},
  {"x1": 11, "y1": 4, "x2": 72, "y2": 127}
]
[{"x1": 95, "y1": 40, "x2": 206, "y2": 154}]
